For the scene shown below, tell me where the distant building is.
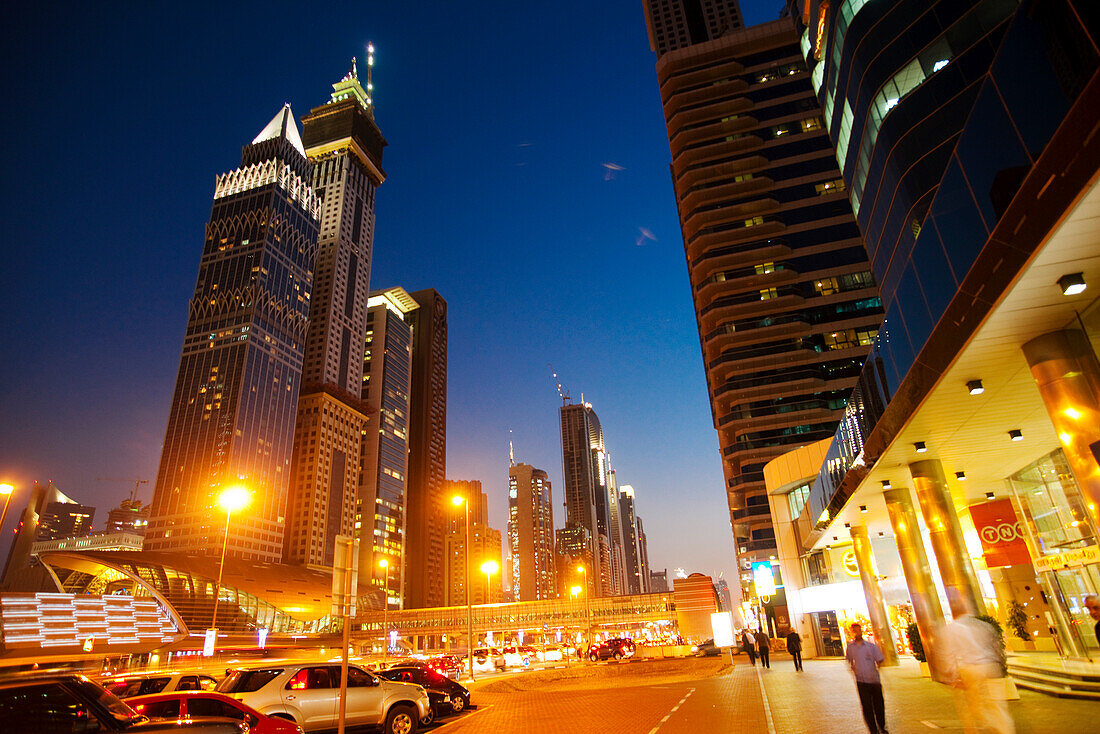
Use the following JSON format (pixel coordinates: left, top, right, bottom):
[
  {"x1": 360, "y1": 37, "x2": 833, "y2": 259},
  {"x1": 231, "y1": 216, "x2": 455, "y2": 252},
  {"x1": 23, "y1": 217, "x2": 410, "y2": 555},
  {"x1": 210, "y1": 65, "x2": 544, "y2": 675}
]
[
  {"x1": 405, "y1": 289, "x2": 448, "y2": 608},
  {"x1": 36, "y1": 501, "x2": 95, "y2": 541},
  {"x1": 649, "y1": 568, "x2": 669, "y2": 593},
  {"x1": 444, "y1": 480, "x2": 503, "y2": 606},
  {"x1": 618, "y1": 485, "x2": 646, "y2": 594},
  {"x1": 285, "y1": 59, "x2": 386, "y2": 570},
  {"x1": 507, "y1": 463, "x2": 556, "y2": 601},
  {"x1": 555, "y1": 523, "x2": 592, "y2": 598},
  {"x1": 635, "y1": 516, "x2": 651, "y2": 594},
  {"x1": 146, "y1": 105, "x2": 320, "y2": 562},
  {"x1": 2, "y1": 482, "x2": 83, "y2": 591},
  {"x1": 104, "y1": 498, "x2": 149, "y2": 536},
  {"x1": 358, "y1": 287, "x2": 418, "y2": 607}
]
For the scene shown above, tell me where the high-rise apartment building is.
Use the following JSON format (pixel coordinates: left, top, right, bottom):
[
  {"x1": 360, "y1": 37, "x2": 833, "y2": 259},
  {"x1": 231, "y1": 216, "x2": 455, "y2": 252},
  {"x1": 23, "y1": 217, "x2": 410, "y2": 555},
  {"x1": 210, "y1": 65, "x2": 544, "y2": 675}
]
[
  {"x1": 644, "y1": 4, "x2": 882, "y2": 596},
  {"x1": 618, "y1": 485, "x2": 646, "y2": 594},
  {"x1": 285, "y1": 60, "x2": 386, "y2": 568},
  {"x1": 560, "y1": 401, "x2": 625, "y2": 596},
  {"x1": 507, "y1": 463, "x2": 556, "y2": 601},
  {"x1": 358, "y1": 287, "x2": 418, "y2": 606},
  {"x1": 444, "y1": 480, "x2": 503, "y2": 605},
  {"x1": 405, "y1": 289, "x2": 448, "y2": 608},
  {"x1": 146, "y1": 105, "x2": 320, "y2": 561}
]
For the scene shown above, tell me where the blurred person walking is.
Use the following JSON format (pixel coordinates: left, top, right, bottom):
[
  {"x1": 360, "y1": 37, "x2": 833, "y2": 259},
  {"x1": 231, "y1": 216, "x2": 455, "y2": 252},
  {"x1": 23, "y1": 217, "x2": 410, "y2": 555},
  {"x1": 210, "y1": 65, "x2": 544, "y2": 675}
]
[
  {"x1": 755, "y1": 627, "x2": 771, "y2": 669},
  {"x1": 786, "y1": 629, "x2": 803, "y2": 671},
  {"x1": 741, "y1": 629, "x2": 757, "y2": 666},
  {"x1": 1086, "y1": 595, "x2": 1100, "y2": 646},
  {"x1": 941, "y1": 613, "x2": 1014, "y2": 734},
  {"x1": 845, "y1": 623, "x2": 888, "y2": 734}
]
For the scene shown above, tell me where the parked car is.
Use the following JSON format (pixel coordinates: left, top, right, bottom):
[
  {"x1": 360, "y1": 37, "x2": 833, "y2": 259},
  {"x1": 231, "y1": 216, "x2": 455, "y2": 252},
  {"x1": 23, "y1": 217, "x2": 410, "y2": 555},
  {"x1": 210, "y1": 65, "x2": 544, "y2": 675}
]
[
  {"x1": 536, "y1": 645, "x2": 564, "y2": 662},
  {"x1": 426, "y1": 655, "x2": 463, "y2": 680},
  {"x1": 129, "y1": 691, "x2": 301, "y2": 733},
  {"x1": 377, "y1": 665, "x2": 471, "y2": 717},
  {"x1": 691, "y1": 639, "x2": 722, "y2": 657},
  {"x1": 102, "y1": 671, "x2": 220, "y2": 698},
  {"x1": 216, "y1": 662, "x2": 429, "y2": 733},
  {"x1": 0, "y1": 673, "x2": 247, "y2": 733},
  {"x1": 587, "y1": 638, "x2": 636, "y2": 662}
]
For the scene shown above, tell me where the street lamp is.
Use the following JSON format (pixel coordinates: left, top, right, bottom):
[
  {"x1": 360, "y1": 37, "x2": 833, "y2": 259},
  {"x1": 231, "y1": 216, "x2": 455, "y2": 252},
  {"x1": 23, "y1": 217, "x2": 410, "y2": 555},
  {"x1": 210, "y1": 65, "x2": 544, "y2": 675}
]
[
  {"x1": 576, "y1": 564, "x2": 591, "y2": 654},
  {"x1": 452, "y1": 494, "x2": 474, "y2": 681},
  {"x1": 0, "y1": 484, "x2": 14, "y2": 544},
  {"x1": 480, "y1": 559, "x2": 499, "y2": 604},
  {"x1": 210, "y1": 485, "x2": 250, "y2": 643},
  {"x1": 378, "y1": 558, "x2": 390, "y2": 660}
]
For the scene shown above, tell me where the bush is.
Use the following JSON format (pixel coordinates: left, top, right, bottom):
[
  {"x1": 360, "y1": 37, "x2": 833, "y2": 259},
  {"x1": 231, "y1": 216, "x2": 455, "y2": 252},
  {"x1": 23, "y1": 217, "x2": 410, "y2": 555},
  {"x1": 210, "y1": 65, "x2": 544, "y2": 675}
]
[
  {"x1": 907, "y1": 622, "x2": 925, "y2": 662},
  {"x1": 977, "y1": 613, "x2": 1008, "y2": 675},
  {"x1": 1007, "y1": 602, "x2": 1030, "y2": 642}
]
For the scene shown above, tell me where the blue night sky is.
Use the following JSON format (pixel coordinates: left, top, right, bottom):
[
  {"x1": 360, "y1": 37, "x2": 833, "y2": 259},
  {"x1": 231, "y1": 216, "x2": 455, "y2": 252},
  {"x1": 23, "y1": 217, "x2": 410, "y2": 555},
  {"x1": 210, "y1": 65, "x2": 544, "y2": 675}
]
[{"x1": 1, "y1": 1, "x2": 784, "y2": 585}]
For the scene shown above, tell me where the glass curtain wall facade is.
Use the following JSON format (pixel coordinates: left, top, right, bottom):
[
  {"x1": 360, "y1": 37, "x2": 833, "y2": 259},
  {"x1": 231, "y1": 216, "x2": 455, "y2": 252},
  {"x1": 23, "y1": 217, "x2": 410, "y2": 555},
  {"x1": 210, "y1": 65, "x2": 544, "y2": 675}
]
[{"x1": 147, "y1": 107, "x2": 319, "y2": 562}]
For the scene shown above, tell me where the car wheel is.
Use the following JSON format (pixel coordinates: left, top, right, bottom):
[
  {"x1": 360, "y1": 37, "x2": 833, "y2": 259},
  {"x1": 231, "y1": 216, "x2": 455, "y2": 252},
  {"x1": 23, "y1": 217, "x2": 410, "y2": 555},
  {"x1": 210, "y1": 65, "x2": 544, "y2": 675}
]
[
  {"x1": 589, "y1": 653, "x2": 599, "y2": 662},
  {"x1": 384, "y1": 704, "x2": 418, "y2": 734},
  {"x1": 420, "y1": 706, "x2": 435, "y2": 727},
  {"x1": 451, "y1": 694, "x2": 467, "y2": 713},
  {"x1": 613, "y1": 651, "x2": 623, "y2": 661}
]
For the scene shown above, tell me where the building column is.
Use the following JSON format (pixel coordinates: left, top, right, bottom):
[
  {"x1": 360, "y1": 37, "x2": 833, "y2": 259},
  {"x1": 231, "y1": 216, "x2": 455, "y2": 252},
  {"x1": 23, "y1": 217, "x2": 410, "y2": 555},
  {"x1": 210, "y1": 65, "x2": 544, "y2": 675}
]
[
  {"x1": 909, "y1": 459, "x2": 986, "y2": 618},
  {"x1": 884, "y1": 487, "x2": 947, "y2": 676},
  {"x1": 850, "y1": 525, "x2": 898, "y2": 666},
  {"x1": 1022, "y1": 329, "x2": 1100, "y2": 536}
]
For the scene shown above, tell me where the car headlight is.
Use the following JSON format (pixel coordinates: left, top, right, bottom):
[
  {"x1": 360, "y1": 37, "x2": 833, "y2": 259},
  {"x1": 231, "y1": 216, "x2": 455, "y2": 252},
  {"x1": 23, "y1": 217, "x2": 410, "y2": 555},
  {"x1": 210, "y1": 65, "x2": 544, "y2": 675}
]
[{"x1": 691, "y1": 645, "x2": 699, "y2": 653}]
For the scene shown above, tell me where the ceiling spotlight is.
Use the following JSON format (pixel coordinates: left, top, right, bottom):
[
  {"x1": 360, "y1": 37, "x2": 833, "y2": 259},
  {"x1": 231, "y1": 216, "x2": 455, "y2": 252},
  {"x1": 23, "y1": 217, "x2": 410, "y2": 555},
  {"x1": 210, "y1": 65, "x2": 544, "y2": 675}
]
[
  {"x1": 881, "y1": 480, "x2": 892, "y2": 490},
  {"x1": 986, "y1": 491, "x2": 995, "y2": 500},
  {"x1": 832, "y1": 536, "x2": 838, "y2": 541},
  {"x1": 914, "y1": 441, "x2": 927, "y2": 453},
  {"x1": 878, "y1": 531, "x2": 884, "y2": 537},
  {"x1": 1009, "y1": 429, "x2": 1023, "y2": 441},
  {"x1": 860, "y1": 505, "x2": 868, "y2": 513},
  {"x1": 967, "y1": 380, "x2": 984, "y2": 395},
  {"x1": 955, "y1": 471, "x2": 966, "y2": 481},
  {"x1": 1057, "y1": 272, "x2": 1086, "y2": 296},
  {"x1": 844, "y1": 522, "x2": 851, "y2": 528}
]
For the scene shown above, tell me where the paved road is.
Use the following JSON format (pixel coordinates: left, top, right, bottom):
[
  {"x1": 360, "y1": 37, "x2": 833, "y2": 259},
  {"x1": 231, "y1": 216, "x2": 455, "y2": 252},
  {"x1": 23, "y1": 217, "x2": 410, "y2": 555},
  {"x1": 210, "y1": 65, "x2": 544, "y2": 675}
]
[{"x1": 432, "y1": 657, "x2": 1097, "y2": 733}]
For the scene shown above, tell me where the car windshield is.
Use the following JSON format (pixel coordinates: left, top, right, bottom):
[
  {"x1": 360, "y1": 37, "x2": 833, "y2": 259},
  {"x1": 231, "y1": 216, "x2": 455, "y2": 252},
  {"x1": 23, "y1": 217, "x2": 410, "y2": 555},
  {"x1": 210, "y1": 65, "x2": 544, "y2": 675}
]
[
  {"x1": 72, "y1": 677, "x2": 143, "y2": 724},
  {"x1": 217, "y1": 668, "x2": 283, "y2": 693}
]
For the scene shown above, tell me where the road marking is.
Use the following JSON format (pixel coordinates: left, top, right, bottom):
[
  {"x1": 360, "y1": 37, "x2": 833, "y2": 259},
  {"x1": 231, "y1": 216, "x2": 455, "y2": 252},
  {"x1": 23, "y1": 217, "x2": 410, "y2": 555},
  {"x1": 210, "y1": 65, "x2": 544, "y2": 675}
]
[
  {"x1": 647, "y1": 687, "x2": 695, "y2": 734},
  {"x1": 430, "y1": 703, "x2": 493, "y2": 731},
  {"x1": 754, "y1": 665, "x2": 777, "y2": 734}
]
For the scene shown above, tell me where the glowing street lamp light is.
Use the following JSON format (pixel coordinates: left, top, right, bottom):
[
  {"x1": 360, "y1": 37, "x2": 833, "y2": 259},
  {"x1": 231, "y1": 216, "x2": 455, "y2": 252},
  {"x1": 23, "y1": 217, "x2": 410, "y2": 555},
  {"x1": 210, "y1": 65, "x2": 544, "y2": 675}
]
[
  {"x1": 452, "y1": 494, "x2": 474, "y2": 680},
  {"x1": 378, "y1": 558, "x2": 390, "y2": 660},
  {"x1": 210, "y1": 485, "x2": 251, "y2": 650},
  {"x1": 480, "y1": 559, "x2": 499, "y2": 604},
  {"x1": 576, "y1": 565, "x2": 591, "y2": 654}
]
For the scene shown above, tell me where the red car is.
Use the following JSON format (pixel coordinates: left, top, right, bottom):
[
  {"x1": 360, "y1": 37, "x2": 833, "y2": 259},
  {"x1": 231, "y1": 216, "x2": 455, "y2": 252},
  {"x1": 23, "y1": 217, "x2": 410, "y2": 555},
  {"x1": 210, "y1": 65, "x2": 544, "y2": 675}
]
[
  {"x1": 427, "y1": 655, "x2": 462, "y2": 679},
  {"x1": 128, "y1": 691, "x2": 303, "y2": 734}
]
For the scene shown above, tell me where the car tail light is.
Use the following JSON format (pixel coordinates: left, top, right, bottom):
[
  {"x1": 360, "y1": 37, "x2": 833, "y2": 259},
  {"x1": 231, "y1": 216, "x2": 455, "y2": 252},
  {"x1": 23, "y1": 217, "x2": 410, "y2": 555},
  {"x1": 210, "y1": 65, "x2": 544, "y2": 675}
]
[{"x1": 133, "y1": 704, "x2": 146, "y2": 712}]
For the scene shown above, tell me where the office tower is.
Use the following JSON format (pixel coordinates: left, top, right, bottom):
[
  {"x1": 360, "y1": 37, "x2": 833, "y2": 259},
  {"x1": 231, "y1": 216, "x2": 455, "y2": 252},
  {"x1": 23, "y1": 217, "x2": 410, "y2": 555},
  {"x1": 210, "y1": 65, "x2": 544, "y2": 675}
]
[
  {"x1": 285, "y1": 60, "x2": 386, "y2": 568},
  {"x1": 618, "y1": 485, "x2": 644, "y2": 594},
  {"x1": 636, "y1": 516, "x2": 651, "y2": 593},
  {"x1": 774, "y1": 0, "x2": 1100, "y2": 667},
  {"x1": 358, "y1": 287, "x2": 417, "y2": 605},
  {"x1": 555, "y1": 523, "x2": 593, "y2": 597},
  {"x1": 560, "y1": 401, "x2": 623, "y2": 595},
  {"x1": 146, "y1": 105, "x2": 320, "y2": 561},
  {"x1": 507, "y1": 463, "x2": 557, "y2": 601},
  {"x1": 36, "y1": 501, "x2": 95, "y2": 541},
  {"x1": 644, "y1": 5, "x2": 882, "y2": 598},
  {"x1": 104, "y1": 498, "x2": 150, "y2": 535},
  {"x1": 650, "y1": 568, "x2": 669, "y2": 593},
  {"x1": 604, "y1": 468, "x2": 628, "y2": 594},
  {"x1": 444, "y1": 480, "x2": 503, "y2": 605},
  {"x1": 644, "y1": 0, "x2": 744, "y2": 56},
  {"x1": 405, "y1": 289, "x2": 448, "y2": 608}
]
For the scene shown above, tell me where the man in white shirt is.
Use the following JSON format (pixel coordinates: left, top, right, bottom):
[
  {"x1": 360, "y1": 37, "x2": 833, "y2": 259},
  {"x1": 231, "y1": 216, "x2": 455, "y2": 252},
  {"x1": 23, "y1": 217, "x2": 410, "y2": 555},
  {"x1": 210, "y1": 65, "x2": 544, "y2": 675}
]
[
  {"x1": 940, "y1": 614, "x2": 1014, "y2": 734},
  {"x1": 844, "y1": 623, "x2": 887, "y2": 733}
]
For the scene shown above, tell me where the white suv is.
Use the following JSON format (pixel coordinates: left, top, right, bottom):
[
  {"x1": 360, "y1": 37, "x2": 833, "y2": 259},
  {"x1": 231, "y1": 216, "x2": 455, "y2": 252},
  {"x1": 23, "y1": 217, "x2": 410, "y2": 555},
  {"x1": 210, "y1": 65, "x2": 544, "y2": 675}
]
[{"x1": 217, "y1": 662, "x2": 429, "y2": 733}]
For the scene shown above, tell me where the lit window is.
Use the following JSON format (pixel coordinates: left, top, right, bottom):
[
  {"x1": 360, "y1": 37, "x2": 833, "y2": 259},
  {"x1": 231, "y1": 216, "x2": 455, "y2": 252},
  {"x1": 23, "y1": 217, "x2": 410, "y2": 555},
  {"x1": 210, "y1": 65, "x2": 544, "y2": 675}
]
[{"x1": 759, "y1": 287, "x2": 779, "y2": 301}]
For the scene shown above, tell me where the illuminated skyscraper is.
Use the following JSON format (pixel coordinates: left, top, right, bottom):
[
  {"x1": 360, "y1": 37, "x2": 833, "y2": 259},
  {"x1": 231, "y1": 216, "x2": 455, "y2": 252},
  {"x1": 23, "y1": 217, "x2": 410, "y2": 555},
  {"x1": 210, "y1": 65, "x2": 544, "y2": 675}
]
[
  {"x1": 358, "y1": 287, "x2": 417, "y2": 606},
  {"x1": 146, "y1": 105, "x2": 320, "y2": 561},
  {"x1": 444, "y1": 480, "x2": 503, "y2": 605},
  {"x1": 405, "y1": 289, "x2": 448, "y2": 608},
  {"x1": 285, "y1": 59, "x2": 386, "y2": 568},
  {"x1": 508, "y1": 463, "x2": 556, "y2": 601},
  {"x1": 644, "y1": 3, "x2": 881, "y2": 598}
]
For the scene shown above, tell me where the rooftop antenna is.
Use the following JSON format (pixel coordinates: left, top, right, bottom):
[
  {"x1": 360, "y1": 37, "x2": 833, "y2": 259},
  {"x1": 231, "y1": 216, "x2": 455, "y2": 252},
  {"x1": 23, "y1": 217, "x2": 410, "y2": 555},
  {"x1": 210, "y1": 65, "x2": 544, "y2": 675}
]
[{"x1": 549, "y1": 364, "x2": 572, "y2": 406}]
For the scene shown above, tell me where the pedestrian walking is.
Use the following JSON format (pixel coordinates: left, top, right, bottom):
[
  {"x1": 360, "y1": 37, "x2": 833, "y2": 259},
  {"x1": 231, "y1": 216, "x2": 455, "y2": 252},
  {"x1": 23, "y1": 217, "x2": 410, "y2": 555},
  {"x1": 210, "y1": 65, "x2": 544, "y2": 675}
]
[
  {"x1": 1086, "y1": 594, "x2": 1100, "y2": 646},
  {"x1": 786, "y1": 629, "x2": 803, "y2": 671},
  {"x1": 845, "y1": 622, "x2": 887, "y2": 734},
  {"x1": 941, "y1": 614, "x2": 1015, "y2": 734},
  {"x1": 754, "y1": 627, "x2": 771, "y2": 669},
  {"x1": 741, "y1": 630, "x2": 756, "y2": 666}
]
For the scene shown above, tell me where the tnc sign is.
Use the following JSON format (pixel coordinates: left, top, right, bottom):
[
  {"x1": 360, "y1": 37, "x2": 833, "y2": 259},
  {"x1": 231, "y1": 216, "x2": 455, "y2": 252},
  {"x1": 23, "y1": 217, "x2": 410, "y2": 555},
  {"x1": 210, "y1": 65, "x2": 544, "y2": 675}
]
[
  {"x1": 979, "y1": 521, "x2": 1025, "y2": 545},
  {"x1": 969, "y1": 500, "x2": 1031, "y2": 567}
]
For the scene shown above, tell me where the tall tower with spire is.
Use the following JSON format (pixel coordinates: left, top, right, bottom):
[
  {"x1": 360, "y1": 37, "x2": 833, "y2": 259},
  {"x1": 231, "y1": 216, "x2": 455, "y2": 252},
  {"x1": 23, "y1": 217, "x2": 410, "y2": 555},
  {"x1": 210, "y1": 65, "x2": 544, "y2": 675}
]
[
  {"x1": 284, "y1": 55, "x2": 387, "y2": 568},
  {"x1": 146, "y1": 106, "x2": 320, "y2": 561}
]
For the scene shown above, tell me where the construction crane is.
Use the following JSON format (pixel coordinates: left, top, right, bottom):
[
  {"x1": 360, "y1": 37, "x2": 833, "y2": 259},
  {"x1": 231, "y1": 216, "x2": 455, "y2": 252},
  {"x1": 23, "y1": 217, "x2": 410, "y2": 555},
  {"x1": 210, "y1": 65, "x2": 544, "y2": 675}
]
[
  {"x1": 549, "y1": 364, "x2": 572, "y2": 406},
  {"x1": 96, "y1": 477, "x2": 149, "y2": 502}
]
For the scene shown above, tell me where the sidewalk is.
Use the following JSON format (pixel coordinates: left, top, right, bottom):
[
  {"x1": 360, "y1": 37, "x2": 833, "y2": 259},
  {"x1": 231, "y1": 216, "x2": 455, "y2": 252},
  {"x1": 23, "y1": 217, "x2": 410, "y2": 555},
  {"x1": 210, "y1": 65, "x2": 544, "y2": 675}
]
[{"x1": 757, "y1": 654, "x2": 1098, "y2": 733}]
